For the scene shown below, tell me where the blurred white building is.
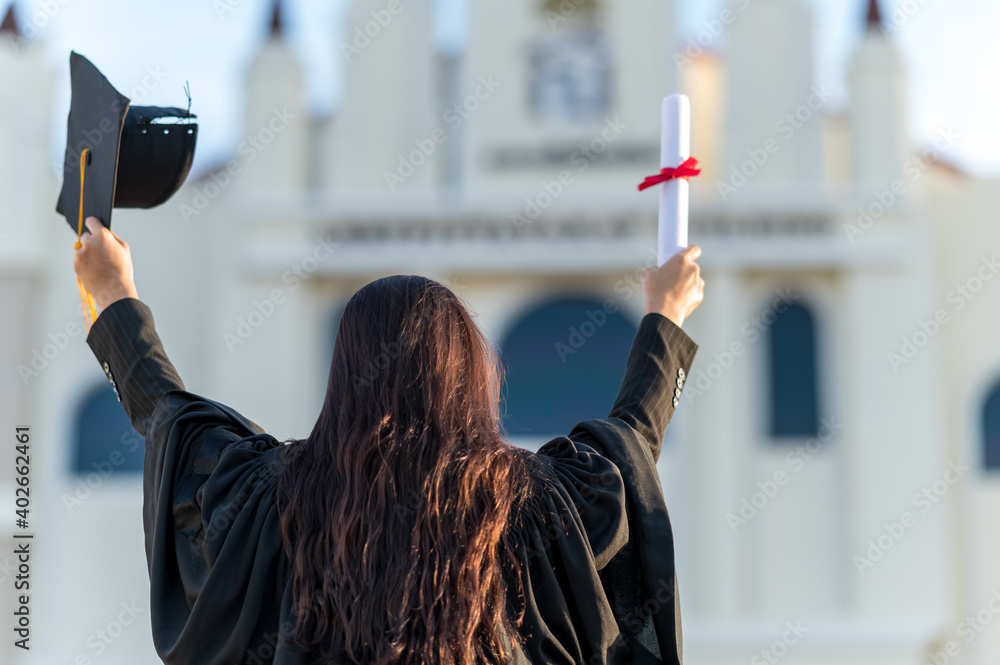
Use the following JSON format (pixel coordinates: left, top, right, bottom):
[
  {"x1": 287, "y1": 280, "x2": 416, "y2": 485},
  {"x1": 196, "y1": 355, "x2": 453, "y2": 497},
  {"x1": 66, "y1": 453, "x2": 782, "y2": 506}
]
[{"x1": 3, "y1": 0, "x2": 1000, "y2": 663}]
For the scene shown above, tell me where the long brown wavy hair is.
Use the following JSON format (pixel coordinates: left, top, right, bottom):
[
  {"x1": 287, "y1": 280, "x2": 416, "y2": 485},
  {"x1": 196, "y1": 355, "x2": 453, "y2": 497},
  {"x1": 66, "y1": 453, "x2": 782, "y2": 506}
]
[{"x1": 277, "y1": 275, "x2": 533, "y2": 665}]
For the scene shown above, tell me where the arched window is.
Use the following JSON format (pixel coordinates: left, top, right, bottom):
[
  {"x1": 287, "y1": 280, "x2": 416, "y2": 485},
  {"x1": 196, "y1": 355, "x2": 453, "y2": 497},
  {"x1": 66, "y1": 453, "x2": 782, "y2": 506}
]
[
  {"x1": 499, "y1": 296, "x2": 637, "y2": 439},
  {"x1": 73, "y1": 384, "x2": 143, "y2": 475},
  {"x1": 983, "y1": 381, "x2": 1000, "y2": 470},
  {"x1": 768, "y1": 302, "x2": 819, "y2": 438}
]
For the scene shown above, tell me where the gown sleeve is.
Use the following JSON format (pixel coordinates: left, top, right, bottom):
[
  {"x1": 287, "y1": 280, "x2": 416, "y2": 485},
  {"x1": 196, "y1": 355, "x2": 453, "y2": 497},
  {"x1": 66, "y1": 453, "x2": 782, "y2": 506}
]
[
  {"x1": 533, "y1": 436, "x2": 629, "y2": 570},
  {"x1": 600, "y1": 312, "x2": 698, "y2": 462},
  {"x1": 86, "y1": 298, "x2": 292, "y2": 665},
  {"x1": 532, "y1": 312, "x2": 698, "y2": 570},
  {"x1": 522, "y1": 311, "x2": 698, "y2": 665}
]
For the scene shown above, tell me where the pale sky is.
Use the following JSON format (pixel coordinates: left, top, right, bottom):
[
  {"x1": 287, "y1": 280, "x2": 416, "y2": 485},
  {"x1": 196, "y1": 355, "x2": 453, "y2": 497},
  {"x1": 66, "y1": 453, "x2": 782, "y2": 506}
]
[{"x1": 19, "y1": 0, "x2": 1000, "y2": 179}]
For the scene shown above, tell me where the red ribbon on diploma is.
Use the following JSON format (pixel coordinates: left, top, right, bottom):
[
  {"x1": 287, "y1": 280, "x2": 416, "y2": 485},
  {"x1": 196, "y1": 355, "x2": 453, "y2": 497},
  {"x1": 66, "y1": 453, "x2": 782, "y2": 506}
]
[{"x1": 637, "y1": 157, "x2": 701, "y2": 192}]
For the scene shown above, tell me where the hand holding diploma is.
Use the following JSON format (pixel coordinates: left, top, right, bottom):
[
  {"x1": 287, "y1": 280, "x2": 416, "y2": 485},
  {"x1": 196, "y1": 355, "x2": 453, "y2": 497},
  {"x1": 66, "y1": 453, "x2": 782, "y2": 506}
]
[
  {"x1": 641, "y1": 245, "x2": 704, "y2": 328},
  {"x1": 638, "y1": 94, "x2": 701, "y2": 267},
  {"x1": 638, "y1": 94, "x2": 704, "y2": 327}
]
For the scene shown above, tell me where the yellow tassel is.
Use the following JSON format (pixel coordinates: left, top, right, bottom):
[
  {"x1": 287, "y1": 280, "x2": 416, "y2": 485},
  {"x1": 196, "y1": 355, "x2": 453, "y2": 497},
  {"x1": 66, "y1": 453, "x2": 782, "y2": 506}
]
[{"x1": 74, "y1": 148, "x2": 99, "y2": 334}]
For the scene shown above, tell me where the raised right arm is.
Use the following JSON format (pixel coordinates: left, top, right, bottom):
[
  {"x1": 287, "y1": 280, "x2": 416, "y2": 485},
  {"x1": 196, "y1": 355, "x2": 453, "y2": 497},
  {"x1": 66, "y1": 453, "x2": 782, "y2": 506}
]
[
  {"x1": 569, "y1": 245, "x2": 704, "y2": 461},
  {"x1": 607, "y1": 312, "x2": 698, "y2": 462}
]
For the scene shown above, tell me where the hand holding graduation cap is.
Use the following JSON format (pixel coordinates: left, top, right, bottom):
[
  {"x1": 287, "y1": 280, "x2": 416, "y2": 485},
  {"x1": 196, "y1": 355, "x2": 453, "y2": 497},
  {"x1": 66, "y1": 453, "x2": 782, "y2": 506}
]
[
  {"x1": 73, "y1": 216, "x2": 138, "y2": 312},
  {"x1": 56, "y1": 52, "x2": 197, "y2": 326}
]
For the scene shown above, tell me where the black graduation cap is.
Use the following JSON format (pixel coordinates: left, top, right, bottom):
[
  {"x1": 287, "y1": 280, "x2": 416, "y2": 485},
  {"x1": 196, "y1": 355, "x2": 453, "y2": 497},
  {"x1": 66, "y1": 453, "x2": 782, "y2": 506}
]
[{"x1": 56, "y1": 51, "x2": 198, "y2": 233}]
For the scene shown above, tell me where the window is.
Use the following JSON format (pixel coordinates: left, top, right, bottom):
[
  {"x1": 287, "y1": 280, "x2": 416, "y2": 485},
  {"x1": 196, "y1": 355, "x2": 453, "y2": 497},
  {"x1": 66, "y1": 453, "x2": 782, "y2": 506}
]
[
  {"x1": 768, "y1": 303, "x2": 819, "y2": 438},
  {"x1": 73, "y1": 384, "x2": 143, "y2": 474},
  {"x1": 530, "y1": 30, "x2": 612, "y2": 124},
  {"x1": 983, "y1": 381, "x2": 1000, "y2": 470},
  {"x1": 499, "y1": 296, "x2": 636, "y2": 439}
]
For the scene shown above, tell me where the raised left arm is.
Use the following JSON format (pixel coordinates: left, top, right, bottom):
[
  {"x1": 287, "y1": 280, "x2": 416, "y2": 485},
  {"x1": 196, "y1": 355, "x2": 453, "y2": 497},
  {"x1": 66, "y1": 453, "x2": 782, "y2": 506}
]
[
  {"x1": 85, "y1": 296, "x2": 288, "y2": 664},
  {"x1": 85, "y1": 297, "x2": 185, "y2": 438}
]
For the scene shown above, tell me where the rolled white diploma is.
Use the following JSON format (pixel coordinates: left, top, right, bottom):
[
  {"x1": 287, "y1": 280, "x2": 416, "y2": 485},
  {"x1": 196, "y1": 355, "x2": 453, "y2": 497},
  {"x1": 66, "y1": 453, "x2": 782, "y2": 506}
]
[{"x1": 658, "y1": 94, "x2": 691, "y2": 267}]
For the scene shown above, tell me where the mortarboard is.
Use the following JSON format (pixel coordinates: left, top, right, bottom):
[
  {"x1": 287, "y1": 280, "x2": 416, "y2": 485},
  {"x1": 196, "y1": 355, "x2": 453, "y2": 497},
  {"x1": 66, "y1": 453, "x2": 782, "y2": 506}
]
[
  {"x1": 57, "y1": 51, "x2": 198, "y2": 333},
  {"x1": 56, "y1": 51, "x2": 198, "y2": 234}
]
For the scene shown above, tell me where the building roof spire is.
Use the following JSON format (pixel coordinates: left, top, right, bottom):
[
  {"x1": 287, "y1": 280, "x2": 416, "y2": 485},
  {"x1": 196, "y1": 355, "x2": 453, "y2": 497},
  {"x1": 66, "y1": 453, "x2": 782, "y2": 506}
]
[
  {"x1": 866, "y1": 0, "x2": 884, "y2": 34},
  {"x1": 1, "y1": 4, "x2": 21, "y2": 38},
  {"x1": 269, "y1": 0, "x2": 282, "y2": 38}
]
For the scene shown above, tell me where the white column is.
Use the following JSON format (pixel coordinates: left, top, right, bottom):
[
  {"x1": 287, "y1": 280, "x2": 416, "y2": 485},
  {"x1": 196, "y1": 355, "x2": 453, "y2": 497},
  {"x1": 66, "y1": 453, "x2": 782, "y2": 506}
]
[
  {"x1": 724, "y1": 0, "x2": 824, "y2": 197},
  {"x1": 243, "y1": 37, "x2": 307, "y2": 195},
  {"x1": 848, "y1": 29, "x2": 909, "y2": 197},
  {"x1": 327, "y1": 0, "x2": 436, "y2": 193},
  {"x1": 687, "y1": 269, "x2": 745, "y2": 617}
]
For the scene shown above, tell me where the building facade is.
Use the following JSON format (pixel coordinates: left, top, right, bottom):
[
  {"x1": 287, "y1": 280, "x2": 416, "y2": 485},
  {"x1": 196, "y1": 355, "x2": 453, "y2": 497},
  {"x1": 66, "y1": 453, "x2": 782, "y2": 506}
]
[{"x1": 2, "y1": 0, "x2": 1000, "y2": 663}]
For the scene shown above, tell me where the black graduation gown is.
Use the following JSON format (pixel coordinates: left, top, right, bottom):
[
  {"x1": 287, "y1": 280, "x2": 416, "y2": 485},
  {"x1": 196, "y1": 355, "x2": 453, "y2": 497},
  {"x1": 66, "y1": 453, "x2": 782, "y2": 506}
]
[{"x1": 86, "y1": 298, "x2": 698, "y2": 665}]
